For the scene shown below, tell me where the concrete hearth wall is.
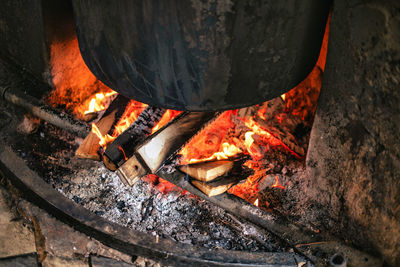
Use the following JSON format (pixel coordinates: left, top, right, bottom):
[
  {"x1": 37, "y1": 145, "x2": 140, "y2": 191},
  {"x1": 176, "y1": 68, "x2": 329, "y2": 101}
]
[{"x1": 306, "y1": 0, "x2": 400, "y2": 265}]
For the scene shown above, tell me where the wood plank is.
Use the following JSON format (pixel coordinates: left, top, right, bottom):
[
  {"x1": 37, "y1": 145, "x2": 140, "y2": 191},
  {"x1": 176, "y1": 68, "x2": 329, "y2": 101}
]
[
  {"x1": 75, "y1": 94, "x2": 131, "y2": 161},
  {"x1": 75, "y1": 110, "x2": 117, "y2": 160},
  {"x1": 191, "y1": 176, "x2": 243, "y2": 197},
  {"x1": 103, "y1": 106, "x2": 166, "y2": 169},
  {"x1": 179, "y1": 160, "x2": 234, "y2": 182}
]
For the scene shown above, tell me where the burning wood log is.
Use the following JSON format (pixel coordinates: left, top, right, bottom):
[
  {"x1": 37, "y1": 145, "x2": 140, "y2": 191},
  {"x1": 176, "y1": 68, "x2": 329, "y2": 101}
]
[
  {"x1": 75, "y1": 110, "x2": 117, "y2": 160},
  {"x1": 234, "y1": 98, "x2": 305, "y2": 157},
  {"x1": 103, "y1": 106, "x2": 166, "y2": 170},
  {"x1": 254, "y1": 118, "x2": 305, "y2": 157},
  {"x1": 75, "y1": 94, "x2": 130, "y2": 160},
  {"x1": 116, "y1": 112, "x2": 219, "y2": 185},
  {"x1": 191, "y1": 176, "x2": 244, "y2": 197},
  {"x1": 179, "y1": 160, "x2": 234, "y2": 182}
]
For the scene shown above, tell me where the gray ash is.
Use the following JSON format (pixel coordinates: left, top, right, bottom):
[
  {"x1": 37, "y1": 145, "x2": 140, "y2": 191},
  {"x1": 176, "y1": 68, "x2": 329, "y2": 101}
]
[{"x1": 1, "y1": 103, "x2": 288, "y2": 252}]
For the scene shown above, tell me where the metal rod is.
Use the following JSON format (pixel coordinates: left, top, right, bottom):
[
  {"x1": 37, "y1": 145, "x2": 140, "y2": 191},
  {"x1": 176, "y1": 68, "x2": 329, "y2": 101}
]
[
  {"x1": 0, "y1": 145, "x2": 302, "y2": 267},
  {"x1": 155, "y1": 168, "x2": 381, "y2": 266},
  {"x1": 1, "y1": 86, "x2": 90, "y2": 138}
]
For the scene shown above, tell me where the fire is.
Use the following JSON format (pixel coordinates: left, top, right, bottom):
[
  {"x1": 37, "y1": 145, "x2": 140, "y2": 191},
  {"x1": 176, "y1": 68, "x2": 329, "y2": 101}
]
[
  {"x1": 111, "y1": 100, "x2": 147, "y2": 137},
  {"x1": 280, "y1": 12, "x2": 330, "y2": 124},
  {"x1": 91, "y1": 123, "x2": 107, "y2": 147},
  {"x1": 272, "y1": 176, "x2": 285, "y2": 190},
  {"x1": 89, "y1": 100, "x2": 182, "y2": 150},
  {"x1": 243, "y1": 118, "x2": 299, "y2": 158},
  {"x1": 91, "y1": 100, "x2": 147, "y2": 149},
  {"x1": 50, "y1": 11, "x2": 331, "y2": 212},
  {"x1": 46, "y1": 36, "x2": 112, "y2": 119},
  {"x1": 253, "y1": 198, "x2": 259, "y2": 207},
  {"x1": 244, "y1": 132, "x2": 255, "y2": 152},
  {"x1": 151, "y1": 110, "x2": 182, "y2": 134},
  {"x1": 84, "y1": 91, "x2": 117, "y2": 115},
  {"x1": 179, "y1": 111, "x2": 237, "y2": 163},
  {"x1": 186, "y1": 142, "x2": 242, "y2": 164}
]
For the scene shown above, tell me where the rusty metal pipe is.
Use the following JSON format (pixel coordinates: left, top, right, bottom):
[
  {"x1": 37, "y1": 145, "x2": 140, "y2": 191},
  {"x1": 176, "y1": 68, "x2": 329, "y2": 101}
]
[{"x1": 0, "y1": 86, "x2": 90, "y2": 138}]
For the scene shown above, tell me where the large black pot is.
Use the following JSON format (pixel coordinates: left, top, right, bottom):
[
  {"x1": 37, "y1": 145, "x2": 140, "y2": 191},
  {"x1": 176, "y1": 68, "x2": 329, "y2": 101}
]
[{"x1": 72, "y1": 0, "x2": 330, "y2": 111}]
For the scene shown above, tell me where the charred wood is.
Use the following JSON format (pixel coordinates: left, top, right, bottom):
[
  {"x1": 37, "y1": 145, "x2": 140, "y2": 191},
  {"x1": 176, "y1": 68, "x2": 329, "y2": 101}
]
[
  {"x1": 75, "y1": 94, "x2": 130, "y2": 160},
  {"x1": 75, "y1": 110, "x2": 117, "y2": 160},
  {"x1": 254, "y1": 118, "x2": 305, "y2": 157},
  {"x1": 102, "y1": 94, "x2": 131, "y2": 135},
  {"x1": 103, "y1": 106, "x2": 166, "y2": 170},
  {"x1": 191, "y1": 176, "x2": 243, "y2": 197},
  {"x1": 116, "y1": 111, "x2": 220, "y2": 184}
]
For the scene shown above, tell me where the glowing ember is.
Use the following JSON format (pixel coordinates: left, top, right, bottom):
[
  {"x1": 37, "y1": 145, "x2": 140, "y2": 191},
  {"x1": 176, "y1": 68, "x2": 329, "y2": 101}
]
[
  {"x1": 186, "y1": 142, "x2": 242, "y2": 164},
  {"x1": 243, "y1": 118, "x2": 299, "y2": 158},
  {"x1": 151, "y1": 110, "x2": 182, "y2": 134},
  {"x1": 91, "y1": 100, "x2": 147, "y2": 149},
  {"x1": 142, "y1": 175, "x2": 181, "y2": 195},
  {"x1": 253, "y1": 198, "x2": 259, "y2": 207},
  {"x1": 272, "y1": 176, "x2": 285, "y2": 190},
  {"x1": 110, "y1": 100, "x2": 147, "y2": 137},
  {"x1": 179, "y1": 111, "x2": 236, "y2": 163}
]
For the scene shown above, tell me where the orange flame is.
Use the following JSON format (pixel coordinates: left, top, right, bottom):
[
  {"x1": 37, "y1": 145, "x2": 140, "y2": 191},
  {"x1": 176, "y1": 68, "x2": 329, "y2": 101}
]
[
  {"x1": 91, "y1": 100, "x2": 147, "y2": 149},
  {"x1": 253, "y1": 198, "x2": 259, "y2": 207},
  {"x1": 111, "y1": 100, "x2": 147, "y2": 138},
  {"x1": 91, "y1": 123, "x2": 108, "y2": 147},
  {"x1": 179, "y1": 111, "x2": 237, "y2": 163},
  {"x1": 151, "y1": 110, "x2": 182, "y2": 134},
  {"x1": 83, "y1": 91, "x2": 117, "y2": 115},
  {"x1": 46, "y1": 36, "x2": 113, "y2": 118},
  {"x1": 186, "y1": 142, "x2": 242, "y2": 164},
  {"x1": 244, "y1": 118, "x2": 300, "y2": 158},
  {"x1": 281, "y1": 12, "x2": 330, "y2": 123}
]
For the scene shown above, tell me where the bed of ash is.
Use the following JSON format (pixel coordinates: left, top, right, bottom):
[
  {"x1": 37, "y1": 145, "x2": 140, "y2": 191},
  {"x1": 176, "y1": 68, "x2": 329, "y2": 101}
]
[
  {"x1": 0, "y1": 57, "x2": 323, "y2": 256},
  {"x1": 2, "y1": 101, "x2": 296, "y2": 253}
]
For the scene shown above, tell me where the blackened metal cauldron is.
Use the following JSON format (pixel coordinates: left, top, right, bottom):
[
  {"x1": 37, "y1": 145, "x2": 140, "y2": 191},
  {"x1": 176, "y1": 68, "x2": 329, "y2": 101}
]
[{"x1": 72, "y1": 0, "x2": 330, "y2": 111}]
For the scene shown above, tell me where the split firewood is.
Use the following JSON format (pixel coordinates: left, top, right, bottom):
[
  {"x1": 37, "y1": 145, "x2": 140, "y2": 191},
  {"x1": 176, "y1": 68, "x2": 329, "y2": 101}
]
[
  {"x1": 191, "y1": 176, "x2": 243, "y2": 197},
  {"x1": 75, "y1": 94, "x2": 130, "y2": 160},
  {"x1": 179, "y1": 160, "x2": 234, "y2": 182},
  {"x1": 103, "y1": 106, "x2": 166, "y2": 170},
  {"x1": 75, "y1": 109, "x2": 117, "y2": 160}
]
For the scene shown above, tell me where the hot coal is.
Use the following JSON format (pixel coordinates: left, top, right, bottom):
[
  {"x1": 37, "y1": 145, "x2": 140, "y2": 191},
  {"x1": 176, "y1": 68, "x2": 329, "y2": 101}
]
[{"x1": 1, "y1": 101, "x2": 290, "y2": 253}]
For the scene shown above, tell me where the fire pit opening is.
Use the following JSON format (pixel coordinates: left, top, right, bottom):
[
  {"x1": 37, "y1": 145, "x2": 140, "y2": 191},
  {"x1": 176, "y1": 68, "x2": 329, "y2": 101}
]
[
  {"x1": 38, "y1": 0, "x2": 332, "y2": 224},
  {"x1": 1, "y1": 0, "x2": 399, "y2": 266}
]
